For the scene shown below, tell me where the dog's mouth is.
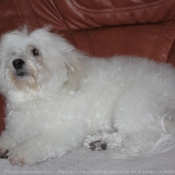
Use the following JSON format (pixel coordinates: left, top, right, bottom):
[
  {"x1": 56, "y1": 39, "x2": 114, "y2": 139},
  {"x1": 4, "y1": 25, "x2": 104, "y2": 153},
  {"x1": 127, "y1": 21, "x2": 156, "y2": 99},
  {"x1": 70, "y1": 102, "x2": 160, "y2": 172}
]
[
  {"x1": 15, "y1": 69, "x2": 28, "y2": 77},
  {"x1": 11, "y1": 59, "x2": 37, "y2": 90}
]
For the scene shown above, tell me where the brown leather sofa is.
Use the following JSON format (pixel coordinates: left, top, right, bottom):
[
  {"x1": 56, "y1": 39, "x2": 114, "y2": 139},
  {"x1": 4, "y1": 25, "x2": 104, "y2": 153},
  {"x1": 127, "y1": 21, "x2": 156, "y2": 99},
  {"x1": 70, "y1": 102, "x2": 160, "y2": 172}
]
[{"x1": 0, "y1": 0, "x2": 175, "y2": 133}]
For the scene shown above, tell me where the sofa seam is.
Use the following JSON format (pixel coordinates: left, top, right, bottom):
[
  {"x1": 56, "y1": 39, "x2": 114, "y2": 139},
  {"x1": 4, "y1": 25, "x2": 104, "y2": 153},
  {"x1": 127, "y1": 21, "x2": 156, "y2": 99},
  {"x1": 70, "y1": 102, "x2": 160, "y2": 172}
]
[
  {"x1": 150, "y1": 21, "x2": 173, "y2": 61},
  {"x1": 167, "y1": 40, "x2": 175, "y2": 63},
  {"x1": 165, "y1": 21, "x2": 175, "y2": 62},
  {"x1": 149, "y1": 22, "x2": 169, "y2": 59},
  {"x1": 71, "y1": 0, "x2": 172, "y2": 14},
  {"x1": 85, "y1": 30, "x2": 94, "y2": 55}
]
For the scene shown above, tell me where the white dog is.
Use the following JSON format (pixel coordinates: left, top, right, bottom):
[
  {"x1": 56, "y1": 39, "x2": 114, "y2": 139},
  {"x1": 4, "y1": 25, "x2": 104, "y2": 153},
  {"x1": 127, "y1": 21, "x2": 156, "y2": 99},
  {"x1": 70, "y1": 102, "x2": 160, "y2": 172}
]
[{"x1": 0, "y1": 27, "x2": 175, "y2": 165}]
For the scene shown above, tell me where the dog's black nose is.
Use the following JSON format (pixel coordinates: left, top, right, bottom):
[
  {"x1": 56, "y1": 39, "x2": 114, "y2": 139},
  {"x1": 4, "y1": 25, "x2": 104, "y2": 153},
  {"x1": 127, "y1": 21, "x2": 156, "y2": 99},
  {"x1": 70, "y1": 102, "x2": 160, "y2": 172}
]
[{"x1": 13, "y1": 59, "x2": 25, "y2": 69}]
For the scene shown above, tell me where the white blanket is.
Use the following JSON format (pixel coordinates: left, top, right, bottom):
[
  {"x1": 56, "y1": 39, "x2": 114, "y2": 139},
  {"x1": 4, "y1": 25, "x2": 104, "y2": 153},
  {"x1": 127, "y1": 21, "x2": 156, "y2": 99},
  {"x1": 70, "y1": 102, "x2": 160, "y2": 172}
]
[{"x1": 0, "y1": 148, "x2": 174, "y2": 175}]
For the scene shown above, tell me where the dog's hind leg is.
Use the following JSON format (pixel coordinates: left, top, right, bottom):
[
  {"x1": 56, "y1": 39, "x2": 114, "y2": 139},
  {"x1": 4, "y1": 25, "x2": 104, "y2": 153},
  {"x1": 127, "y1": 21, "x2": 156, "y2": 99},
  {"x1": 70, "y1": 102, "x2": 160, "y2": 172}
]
[{"x1": 83, "y1": 132, "x2": 124, "y2": 151}]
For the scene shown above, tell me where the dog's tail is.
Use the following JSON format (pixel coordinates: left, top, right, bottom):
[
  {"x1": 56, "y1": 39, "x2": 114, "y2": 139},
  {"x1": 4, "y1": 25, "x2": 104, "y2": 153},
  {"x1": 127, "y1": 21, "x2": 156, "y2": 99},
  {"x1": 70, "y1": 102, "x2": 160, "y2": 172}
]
[
  {"x1": 130, "y1": 134, "x2": 175, "y2": 160},
  {"x1": 109, "y1": 118, "x2": 175, "y2": 160},
  {"x1": 139, "y1": 117, "x2": 175, "y2": 158},
  {"x1": 143, "y1": 134, "x2": 175, "y2": 157},
  {"x1": 109, "y1": 114, "x2": 175, "y2": 159},
  {"x1": 107, "y1": 134, "x2": 175, "y2": 160}
]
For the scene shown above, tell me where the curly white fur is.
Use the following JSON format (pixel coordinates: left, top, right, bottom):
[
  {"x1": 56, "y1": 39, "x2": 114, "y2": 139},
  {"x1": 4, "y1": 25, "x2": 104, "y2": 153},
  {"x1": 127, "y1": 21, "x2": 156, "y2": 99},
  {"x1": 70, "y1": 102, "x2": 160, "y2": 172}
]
[{"x1": 0, "y1": 27, "x2": 175, "y2": 165}]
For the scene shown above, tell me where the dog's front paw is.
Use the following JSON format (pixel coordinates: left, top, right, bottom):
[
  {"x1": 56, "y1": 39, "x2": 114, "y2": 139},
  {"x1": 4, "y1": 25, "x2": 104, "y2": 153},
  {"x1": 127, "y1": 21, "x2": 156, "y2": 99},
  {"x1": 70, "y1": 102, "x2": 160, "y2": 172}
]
[
  {"x1": 8, "y1": 154, "x2": 25, "y2": 166},
  {"x1": 89, "y1": 140, "x2": 107, "y2": 151},
  {"x1": 83, "y1": 135, "x2": 108, "y2": 151},
  {"x1": 0, "y1": 148, "x2": 9, "y2": 159}
]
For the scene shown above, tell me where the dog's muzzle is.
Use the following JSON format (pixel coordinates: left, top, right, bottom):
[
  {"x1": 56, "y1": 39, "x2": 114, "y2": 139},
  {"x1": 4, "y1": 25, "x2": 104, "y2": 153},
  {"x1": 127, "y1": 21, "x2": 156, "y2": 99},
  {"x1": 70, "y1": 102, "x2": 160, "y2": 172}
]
[{"x1": 13, "y1": 59, "x2": 27, "y2": 77}]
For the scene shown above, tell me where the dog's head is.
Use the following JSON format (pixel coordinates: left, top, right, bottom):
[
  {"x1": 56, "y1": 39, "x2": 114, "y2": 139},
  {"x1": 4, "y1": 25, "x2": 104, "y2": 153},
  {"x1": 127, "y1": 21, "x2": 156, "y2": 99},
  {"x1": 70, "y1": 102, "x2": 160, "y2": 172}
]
[{"x1": 0, "y1": 27, "x2": 83, "y2": 102}]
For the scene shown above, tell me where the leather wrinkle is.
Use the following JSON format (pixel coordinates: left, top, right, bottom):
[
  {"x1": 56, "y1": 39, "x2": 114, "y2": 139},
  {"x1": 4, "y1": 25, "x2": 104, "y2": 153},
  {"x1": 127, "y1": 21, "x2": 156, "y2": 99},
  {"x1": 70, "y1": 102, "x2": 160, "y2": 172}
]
[
  {"x1": 51, "y1": 0, "x2": 77, "y2": 47},
  {"x1": 27, "y1": 0, "x2": 40, "y2": 28},
  {"x1": 14, "y1": 0, "x2": 23, "y2": 25},
  {"x1": 50, "y1": 0, "x2": 65, "y2": 22}
]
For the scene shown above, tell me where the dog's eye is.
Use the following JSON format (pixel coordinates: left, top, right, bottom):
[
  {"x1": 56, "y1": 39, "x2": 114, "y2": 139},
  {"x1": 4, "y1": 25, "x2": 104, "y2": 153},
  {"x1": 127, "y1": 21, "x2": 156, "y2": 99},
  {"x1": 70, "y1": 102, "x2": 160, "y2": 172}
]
[{"x1": 32, "y1": 48, "x2": 39, "y2": 56}]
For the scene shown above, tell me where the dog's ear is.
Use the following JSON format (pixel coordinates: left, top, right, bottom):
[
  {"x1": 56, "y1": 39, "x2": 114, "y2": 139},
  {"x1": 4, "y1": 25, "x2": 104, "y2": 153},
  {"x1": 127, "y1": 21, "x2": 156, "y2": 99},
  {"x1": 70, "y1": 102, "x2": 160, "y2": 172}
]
[
  {"x1": 48, "y1": 31, "x2": 86, "y2": 91},
  {"x1": 64, "y1": 50, "x2": 84, "y2": 91}
]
